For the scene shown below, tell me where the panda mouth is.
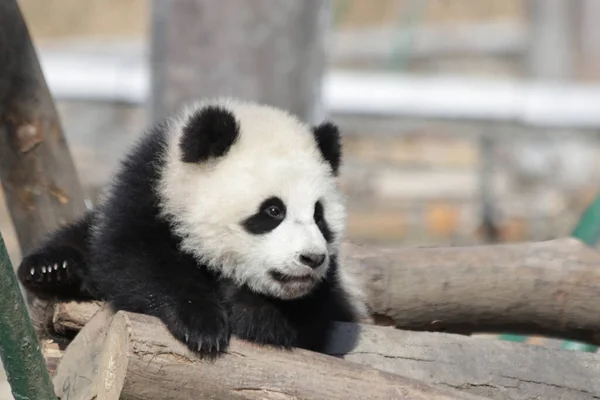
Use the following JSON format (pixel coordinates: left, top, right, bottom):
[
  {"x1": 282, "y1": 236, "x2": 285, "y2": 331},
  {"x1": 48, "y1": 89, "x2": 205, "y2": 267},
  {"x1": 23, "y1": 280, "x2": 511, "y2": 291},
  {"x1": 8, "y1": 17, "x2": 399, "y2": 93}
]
[{"x1": 269, "y1": 270, "x2": 313, "y2": 284}]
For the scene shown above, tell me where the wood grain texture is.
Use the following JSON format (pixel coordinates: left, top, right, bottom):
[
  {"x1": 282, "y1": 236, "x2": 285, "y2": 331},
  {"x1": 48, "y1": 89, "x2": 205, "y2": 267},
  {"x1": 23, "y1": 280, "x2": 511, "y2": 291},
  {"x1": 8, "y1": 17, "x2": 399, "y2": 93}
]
[{"x1": 328, "y1": 323, "x2": 600, "y2": 400}]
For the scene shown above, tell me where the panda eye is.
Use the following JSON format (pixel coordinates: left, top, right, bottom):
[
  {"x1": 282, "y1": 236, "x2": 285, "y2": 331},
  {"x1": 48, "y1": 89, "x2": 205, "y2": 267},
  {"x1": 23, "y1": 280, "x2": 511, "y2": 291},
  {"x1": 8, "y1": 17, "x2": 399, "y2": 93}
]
[{"x1": 264, "y1": 205, "x2": 284, "y2": 219}]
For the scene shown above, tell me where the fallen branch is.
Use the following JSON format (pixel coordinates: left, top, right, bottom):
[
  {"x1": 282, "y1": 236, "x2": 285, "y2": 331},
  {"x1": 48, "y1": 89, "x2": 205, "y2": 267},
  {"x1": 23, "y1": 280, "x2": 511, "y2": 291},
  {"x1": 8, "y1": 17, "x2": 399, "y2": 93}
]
[
  {"x1": 52, "y1": 306, "x2": 489, "y2": 400},
  {"x1": 341, "y1": 237, "x2": 600, "y2": 343}
]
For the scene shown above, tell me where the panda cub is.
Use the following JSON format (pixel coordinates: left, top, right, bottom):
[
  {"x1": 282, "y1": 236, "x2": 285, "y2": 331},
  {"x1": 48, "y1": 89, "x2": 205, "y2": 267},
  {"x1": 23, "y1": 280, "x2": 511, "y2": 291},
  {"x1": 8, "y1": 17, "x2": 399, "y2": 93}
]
[{"x1": 18, "y1": 98, "x2": 366, "y2": 358}]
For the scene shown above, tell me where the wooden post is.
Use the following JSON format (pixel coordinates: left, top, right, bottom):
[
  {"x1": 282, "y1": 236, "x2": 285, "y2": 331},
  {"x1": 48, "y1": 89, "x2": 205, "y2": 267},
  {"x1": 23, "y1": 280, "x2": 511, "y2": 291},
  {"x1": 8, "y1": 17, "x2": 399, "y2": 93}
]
[
  {"x1": 0, "y1": 0, "x2": 87, "y2": 256},
  {"x1": 149, "y1": 0, "x2": 331, "y2": 125}
]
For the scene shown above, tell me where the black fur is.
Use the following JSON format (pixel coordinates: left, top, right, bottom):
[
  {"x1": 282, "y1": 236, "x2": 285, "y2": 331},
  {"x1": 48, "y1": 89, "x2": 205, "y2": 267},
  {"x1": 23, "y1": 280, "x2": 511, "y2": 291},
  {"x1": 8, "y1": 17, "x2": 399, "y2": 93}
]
[
  {"x1": 242, "y1": 196, "x2": 286, "y2": 234},
  {"x1": 314, "y1": 200, "x2": 333, "y2": 243},
  {"x1": 312, "y1": 122, "x2": 342, "y2": 176},
  {"x1": 18, "y1": 212, "x2": 96, "y2": 302},
  {"x1": 17, "y1": 110, "x2": 357, "y2": 359},
  {"x1": 179, "y1": 105, "x2": 239, "y2": 163}
]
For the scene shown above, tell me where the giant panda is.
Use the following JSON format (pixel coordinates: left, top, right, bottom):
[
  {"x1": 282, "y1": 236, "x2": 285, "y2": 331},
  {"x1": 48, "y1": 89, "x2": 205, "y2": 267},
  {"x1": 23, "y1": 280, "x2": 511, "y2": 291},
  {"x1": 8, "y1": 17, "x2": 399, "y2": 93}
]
[{"x1": 17, "y1": 98, "x2": 367, "y2": 358}]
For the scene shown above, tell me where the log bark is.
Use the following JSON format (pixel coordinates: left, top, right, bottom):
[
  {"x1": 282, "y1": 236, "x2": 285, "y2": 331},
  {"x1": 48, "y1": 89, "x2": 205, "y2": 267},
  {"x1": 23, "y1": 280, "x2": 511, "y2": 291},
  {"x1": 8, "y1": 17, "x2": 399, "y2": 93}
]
[
  {"x1": 328, "y1": 323, "x2": 600, "y2": 400},
  {"x1": 0, "y1": 0, "x2": 87, "y2": 256},
  {"x1": 341, "y1": 237, "x2": 600, "y2": 343},
  {"x1": 52, "y1": 307, "x2": 489, "y2": 400}
]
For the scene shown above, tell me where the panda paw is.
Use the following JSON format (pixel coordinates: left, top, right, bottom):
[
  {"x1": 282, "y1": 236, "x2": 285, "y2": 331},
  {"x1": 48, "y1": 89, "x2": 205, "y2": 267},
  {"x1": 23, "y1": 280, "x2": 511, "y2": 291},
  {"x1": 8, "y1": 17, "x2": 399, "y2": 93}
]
[
  {"x1": 17, "y1": 247, "x2": 83, "y2": 293},
  {"x1": 168, "y1": 305, "x2": 231, "y2": 359}
]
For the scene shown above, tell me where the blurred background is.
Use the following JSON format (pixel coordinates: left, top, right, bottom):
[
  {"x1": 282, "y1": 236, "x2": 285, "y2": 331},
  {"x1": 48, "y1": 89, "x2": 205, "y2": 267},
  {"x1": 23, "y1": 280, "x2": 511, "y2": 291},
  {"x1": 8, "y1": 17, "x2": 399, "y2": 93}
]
[{"x1": 2, "y1": 1, "x2": 600, "y2": 397}]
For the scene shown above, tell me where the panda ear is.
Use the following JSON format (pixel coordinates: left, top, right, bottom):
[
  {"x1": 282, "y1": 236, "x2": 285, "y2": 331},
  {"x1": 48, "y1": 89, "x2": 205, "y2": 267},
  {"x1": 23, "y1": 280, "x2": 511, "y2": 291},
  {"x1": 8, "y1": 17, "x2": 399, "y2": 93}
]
[
  {"x1": 179, "y1": 106, "x2": 240, "y2": 163},
  {"x1": 312, "y1": 121, "x2": 342, "y2": 176}
]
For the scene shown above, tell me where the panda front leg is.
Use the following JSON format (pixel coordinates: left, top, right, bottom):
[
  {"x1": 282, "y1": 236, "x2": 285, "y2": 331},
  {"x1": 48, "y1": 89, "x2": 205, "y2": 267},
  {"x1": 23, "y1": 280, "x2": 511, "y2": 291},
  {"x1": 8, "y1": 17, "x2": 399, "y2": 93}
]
[
  {"x1": 227, "y1": 287, "x2": 298, "y2": 349},
  {"x1": 97, "y1": 254, "x2": 231, "y2": 359}
]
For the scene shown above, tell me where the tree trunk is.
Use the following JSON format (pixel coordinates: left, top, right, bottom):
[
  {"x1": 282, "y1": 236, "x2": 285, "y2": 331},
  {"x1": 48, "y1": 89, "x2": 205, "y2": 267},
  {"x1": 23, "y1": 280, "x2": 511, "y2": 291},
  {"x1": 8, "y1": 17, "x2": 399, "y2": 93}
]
[
  {"x1": 0, "y1": 0, "x2": 87, "y2": 257},
  {"x1": 150, "y1": 0, "x2": 330, "y2": 124}
]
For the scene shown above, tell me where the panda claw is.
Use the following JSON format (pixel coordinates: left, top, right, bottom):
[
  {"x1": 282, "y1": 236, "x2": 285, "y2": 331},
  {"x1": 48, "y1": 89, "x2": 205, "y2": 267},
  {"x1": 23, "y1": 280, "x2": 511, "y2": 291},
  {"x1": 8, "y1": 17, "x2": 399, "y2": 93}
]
[
  {"x1": 30, "y1": 268, "x2": 35, "y2": 276},
  {"x1": 42, "y1": 266, "x2": 47, "y2": 273},
  {"x1": 54, "y1": 263, "x2": 59, "y2": 271},
  {"x1": 62, "y1": 261, "x2": 67, "y2": 269}
]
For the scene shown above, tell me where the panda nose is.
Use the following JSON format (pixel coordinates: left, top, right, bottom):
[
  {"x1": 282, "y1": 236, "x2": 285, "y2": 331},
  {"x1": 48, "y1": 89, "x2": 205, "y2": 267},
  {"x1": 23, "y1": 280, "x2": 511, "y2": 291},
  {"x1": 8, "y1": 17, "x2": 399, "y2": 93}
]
[{"x1": 299, "y1": 253, "x2": 326, "y2": 269}]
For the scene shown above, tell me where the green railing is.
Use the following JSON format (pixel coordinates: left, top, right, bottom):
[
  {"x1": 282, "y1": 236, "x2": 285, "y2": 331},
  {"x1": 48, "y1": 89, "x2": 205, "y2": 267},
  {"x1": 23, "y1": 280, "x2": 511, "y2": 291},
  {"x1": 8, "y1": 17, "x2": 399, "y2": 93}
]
[{"x1": 0, "y1": 232, "x2": 56, "y2": 399}]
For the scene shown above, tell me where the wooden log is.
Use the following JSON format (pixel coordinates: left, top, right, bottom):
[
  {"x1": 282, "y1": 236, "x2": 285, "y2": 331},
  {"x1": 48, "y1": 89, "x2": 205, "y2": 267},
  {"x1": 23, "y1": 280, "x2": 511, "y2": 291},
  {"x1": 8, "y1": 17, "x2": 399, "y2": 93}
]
[
  {"x1": 47, "y1": 301, "x2": 600, "y2": 400},
  {"x1": 328, "y1": 323, "x2": 600, "y2": 400},
  {"x1": 53, "y1": 307, "x2": 489, "y2": 400},
  {"x1": 52, "y1": 300, "x2": 103, "y2": 337},
  {"x1": 341, "y1": 237, "x2": 600, "y2": 343}
]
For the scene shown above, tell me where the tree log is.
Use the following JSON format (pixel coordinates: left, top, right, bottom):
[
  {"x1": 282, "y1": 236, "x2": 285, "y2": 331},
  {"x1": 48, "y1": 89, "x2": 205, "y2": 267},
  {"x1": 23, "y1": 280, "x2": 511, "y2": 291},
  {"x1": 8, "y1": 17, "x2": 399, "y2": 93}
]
[
  {"x1": 48, "y1": 300, "x2": 600, "y2": 400},
  {"x1": 341, "y1": 237, "x2": 600, "y2": 343},
  {"x1": 52, "y1": 307, "x2": 489, "y2": 400},
  {"x1": 329, "y1": 323, "x2": 600, "y2": 400}
]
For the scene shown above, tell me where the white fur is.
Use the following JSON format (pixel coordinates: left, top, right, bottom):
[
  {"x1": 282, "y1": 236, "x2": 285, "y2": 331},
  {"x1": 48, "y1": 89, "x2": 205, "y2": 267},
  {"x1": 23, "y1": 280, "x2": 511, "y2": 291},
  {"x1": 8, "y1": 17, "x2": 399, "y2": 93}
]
[{"x1": 157, "y1": 98, "x2": 347, "y2": 300}]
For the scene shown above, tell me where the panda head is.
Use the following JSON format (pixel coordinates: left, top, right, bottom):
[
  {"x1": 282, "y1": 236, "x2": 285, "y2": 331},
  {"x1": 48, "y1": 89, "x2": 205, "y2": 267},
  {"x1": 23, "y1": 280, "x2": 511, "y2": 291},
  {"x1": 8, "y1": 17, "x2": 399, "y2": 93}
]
[{"x1": 159, "y1": 98, "x2": 346, "y2": 300}]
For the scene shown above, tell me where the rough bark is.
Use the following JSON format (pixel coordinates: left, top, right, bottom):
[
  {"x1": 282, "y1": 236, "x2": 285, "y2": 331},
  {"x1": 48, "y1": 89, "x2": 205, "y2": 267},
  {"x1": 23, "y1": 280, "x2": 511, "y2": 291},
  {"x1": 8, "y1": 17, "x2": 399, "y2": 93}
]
[
  {"x1": 0, "y1": 0, "x2": 87, "y2": 256},
  {"x1": 341, "y1": 237, "x2": 600, "y2": 343},
  {"x1": 52, "y1": 307, "x2": 489, "y2": 400},
  {"x1": 150, "y1": 0, "x2": 329, "y2": 124},
  {"x1": 329, "y1": 323, "x2": 600, "y2": 400}
]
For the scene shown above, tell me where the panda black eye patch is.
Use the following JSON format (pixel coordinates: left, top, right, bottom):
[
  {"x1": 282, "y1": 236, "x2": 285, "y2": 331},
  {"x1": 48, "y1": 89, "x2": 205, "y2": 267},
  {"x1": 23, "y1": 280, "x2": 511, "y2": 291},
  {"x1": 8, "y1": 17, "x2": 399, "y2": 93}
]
[
  {"x1": 314, "y1": 200, "x2": 333, "y2": 243},
  {"x1": 242, "y1": 197, "x2": 286, "y2": 234}
]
